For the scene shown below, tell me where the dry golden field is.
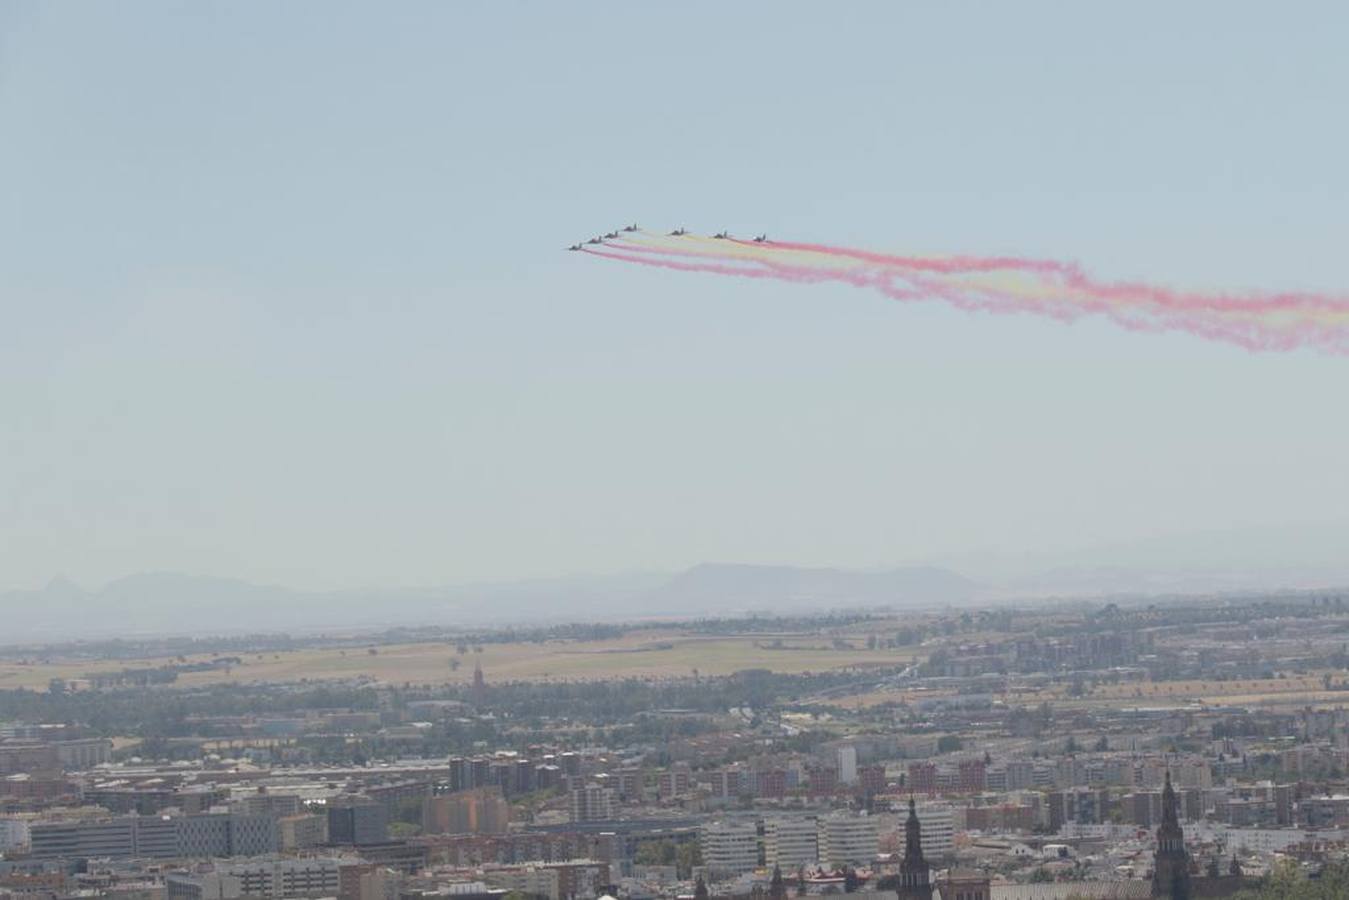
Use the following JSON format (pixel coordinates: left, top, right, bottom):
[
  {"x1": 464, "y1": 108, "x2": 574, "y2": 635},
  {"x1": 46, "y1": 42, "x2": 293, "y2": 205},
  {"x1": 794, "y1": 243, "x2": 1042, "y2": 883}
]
[{"x1": 0, "y1": 629, "x2": 918, "y2": 692}]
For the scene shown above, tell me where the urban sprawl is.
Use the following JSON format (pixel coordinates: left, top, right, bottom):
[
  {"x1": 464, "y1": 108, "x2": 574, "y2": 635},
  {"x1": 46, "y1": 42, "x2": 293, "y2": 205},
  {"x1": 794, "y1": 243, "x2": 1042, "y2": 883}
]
[{"x1": 4, "y1": 595, "x2": 1349, "y2": 900}]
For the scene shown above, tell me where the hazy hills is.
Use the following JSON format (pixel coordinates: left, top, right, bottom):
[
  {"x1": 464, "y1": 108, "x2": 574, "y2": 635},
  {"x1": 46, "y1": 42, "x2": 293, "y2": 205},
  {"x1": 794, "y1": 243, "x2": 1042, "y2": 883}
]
[
  {"x1": 2, "y1": 539, "x2": 1349, "y2": 644},
  {"x1": 649, "y1": 563, "x2": 978, "y2": 610},
  {"x1": 0, "y1": 564, "x2": 978, "y2": 643}
]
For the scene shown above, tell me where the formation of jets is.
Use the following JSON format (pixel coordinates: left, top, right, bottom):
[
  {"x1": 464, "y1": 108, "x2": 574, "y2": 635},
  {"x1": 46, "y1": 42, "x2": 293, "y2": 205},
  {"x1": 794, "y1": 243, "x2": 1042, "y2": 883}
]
[
  {"x1": 568, "y1": 225, "x2": 768, "y2": 249},
  {"x1": 569, "y1": 224, "x2": 640, "y2": 249}
]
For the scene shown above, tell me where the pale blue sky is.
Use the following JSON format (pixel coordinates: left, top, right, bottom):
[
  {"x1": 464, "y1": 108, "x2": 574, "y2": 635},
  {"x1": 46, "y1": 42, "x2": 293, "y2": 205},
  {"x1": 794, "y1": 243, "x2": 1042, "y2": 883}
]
[{"x1": 3, "y1": 2, "x2": 1348, "y2": 590}]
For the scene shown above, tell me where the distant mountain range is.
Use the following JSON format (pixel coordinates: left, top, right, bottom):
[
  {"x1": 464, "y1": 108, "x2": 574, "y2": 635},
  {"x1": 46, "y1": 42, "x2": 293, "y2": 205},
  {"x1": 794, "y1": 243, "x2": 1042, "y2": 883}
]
[
  {"x1": 4, "y1": 545, "x2": 1349, "y2": 643},
  {"x1": 996, "y1": 564, "x2": 1349, "y2": 599},
  {"x1": 0, "y1": 564, "x2": 979, "y2": 643},
  {"x1": 648, "y1": 562, "x2": 979, "y2": 611}
]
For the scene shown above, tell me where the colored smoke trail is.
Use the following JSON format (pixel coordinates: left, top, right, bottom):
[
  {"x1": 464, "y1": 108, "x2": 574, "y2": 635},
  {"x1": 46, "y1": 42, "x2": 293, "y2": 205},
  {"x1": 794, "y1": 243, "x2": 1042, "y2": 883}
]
[{"x1": 579, "y1": 232, "x2": 1349, "y2": 355}]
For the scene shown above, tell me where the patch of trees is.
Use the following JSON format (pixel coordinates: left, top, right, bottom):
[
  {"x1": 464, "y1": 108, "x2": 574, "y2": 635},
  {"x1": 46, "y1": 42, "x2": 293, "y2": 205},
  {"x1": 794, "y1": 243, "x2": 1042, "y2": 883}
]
[
  {"x1": 0, "y1": 683, "x2": 380, "y2": 738},
  {"x1": 633, "y1": 837, "x2": 702, "y2": 879},
  {"x1": 1232, "y1": 860, "x2": 1349, "y2": 900}
]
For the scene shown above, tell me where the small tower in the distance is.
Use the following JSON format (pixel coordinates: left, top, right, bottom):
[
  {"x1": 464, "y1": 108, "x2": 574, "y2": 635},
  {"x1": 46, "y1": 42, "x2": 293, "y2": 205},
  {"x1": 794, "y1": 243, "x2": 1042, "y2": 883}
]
[{"x1": 471, "y1": 658, "x2": 486, "y2": 705}]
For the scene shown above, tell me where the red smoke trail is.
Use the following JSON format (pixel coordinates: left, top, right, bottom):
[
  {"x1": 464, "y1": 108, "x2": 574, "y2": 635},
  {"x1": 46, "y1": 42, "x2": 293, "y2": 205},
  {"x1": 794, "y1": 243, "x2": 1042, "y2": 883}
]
[
  {"x1": 711, "y1": 237, "x2": 1347, "y2": 320},
  {"x1": 625, "y1": 236, "x2": 1349, "y2": 325},
  {"x1": 589, "y1": 244, "x2": 905, "y2": 292},
  {"x1": 608, "y1": 241, "x2": 1120, "y2": 319},
  {"x1": 581, "y1": 248, "x2": 789, "y2": 282},
  {"x1": 581, "y1": 238, "x2": 1349, "y2": 354},
  {"x1": 1054, "y1": 268, "x2": 1349, "y2": 317},
  {"x1": 608, "y1": 240, "x2": 930, "y2": 296},
  {"x1": 746, "y1": 239, "x2": 1349, "y2": 319},
  {"x1": 890, "y1": 271, "x2": 1348, "y2": 354},
  {"x1": 731, "y1": 237, "x2": 1079, "y2": 278},
  {"x1": 591, "y1": 245, "x2": 1141, "y2": 330},
  {"x1": 618, "y1": 237, "x2": 1062, "y2": 283}
]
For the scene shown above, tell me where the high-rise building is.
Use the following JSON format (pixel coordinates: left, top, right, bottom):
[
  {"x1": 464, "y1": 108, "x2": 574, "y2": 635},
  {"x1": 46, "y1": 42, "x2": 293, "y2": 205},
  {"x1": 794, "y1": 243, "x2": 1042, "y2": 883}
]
[
  {"x1": 278, "y1": 814, "x2": 328, "y2": 851},
  {"x1": 907, "y1": 762, "x2": 937, "y2": 796},
  {"x1": 1152, "y1": 772, "x2": 1192, "y2": 900},
  {"x1": 1050, "y1": 787, "x2": 1111, "y2": 827},
  {"x1": 756, "y1": 769, "x2": 787, "y2": 799},
  {"x1": 1127, "y1": 791, "x2": 1164, "y2": 828},
  {"x1": 1004, "y1": 760, "x2": 1036, "y2": 791},
  {"x1": 568, "y1": 784, "x2": 616, "y2": 823},
  {"x1": 700, "y1": 821, "x2": 760, "y2": 875},
  {"x1": 957, "y1": 759, "x2": 986, "y2": 793},
  {"x1": 658, "y1": 764, "x2": 692, "y2": 801},
  {"x1": 836, "y1": 746, "x2": 858, "y2": 785},
  {"x1": 424, "y1": 787, "x2": 511, "y2": 835},
  {"x1": 707, "y1": 768, "x2": 743, "y2": 799},
  {"x1": 488, "y1": 761, "x2": 516, "y2": 796},
  {"x1": 448, "y1": 756, "x2": 471, "y2": 792},
  {"x1": 230, "y1": 858, "x2": 344, "y2": 899},
  {"x1": 514, "y1": 759, "x2": 535, "y2": 795},
  {"x1": 326, "y1": 800, "x2": 389, "y2": 846},
  {"x1": 28, "y1": 813, "x2": 277, "y2": 860},
  {"x1": 857, "y1": 765, "x2": 887, "y2": 798},
  {"x1": 166, "y1": 872, "x2": 243, "y2": 900},
  {"x1": 231, "y1": 792, "x2": 303, "y2": 819},
  {"x1": 807, "y1": 767, "x2": 839, "y2": 796},
  {"x1": 53, "y1": 738, "x2": 113, "y2": 770},
  {"x1": 1274, "y1": 783, "x2": 1295, "y2": 826},
  {"x1": 912, "y1": 804, "x2": 954, "y2": 859},
  {"x1": 0, "y1": 742, "x2": 60, "y2": 775},
  {"x1": 817, "y1": 813, "x2": 877, "y2": 868},
  {"x1": 28, "y1": 819, "x2": 136, "y2": 859},
  {"x1": 0, "y1": 818, "x2": 30, "y2": 853},
  {"x1": 557, "y1": 752, "x2": 581, "y2": 777},
  {"x1": 614, "y1": 769, "x2": 644, "y2": 802},
  {"x1": 535, "y1": 763, "x2": 561, "y2": 792},
  {"x1": 764, "y1": 818, "x2": 818, "y2": 869}
]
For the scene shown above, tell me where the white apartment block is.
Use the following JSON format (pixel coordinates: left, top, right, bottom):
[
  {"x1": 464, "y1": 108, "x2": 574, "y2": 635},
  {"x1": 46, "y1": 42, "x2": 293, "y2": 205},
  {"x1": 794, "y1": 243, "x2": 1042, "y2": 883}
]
[
  {"x1": 764, "y1": 817, "x2": 818, "y2": 869},
  {"x1": 700, "y1": 821, "x2": 760, "y2": 875},
  {"x1": 817, "y1": 813, "x2": 878, "y2": 868},
  {"x1": 915, "y1": 804, "x2": 954, "y2": 859}
]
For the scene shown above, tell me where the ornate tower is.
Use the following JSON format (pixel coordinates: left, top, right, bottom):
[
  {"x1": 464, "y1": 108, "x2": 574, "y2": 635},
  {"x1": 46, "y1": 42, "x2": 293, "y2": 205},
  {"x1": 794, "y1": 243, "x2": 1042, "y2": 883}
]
[
  {"x1": 1152, "y1": 772, "x2": 1191, "y2": 900},
  {"x1": 897, "y1": 798, "x2": 933, "y2": 900},
  {"x1": 471, "y1": 658, "x2": 486, "y2": 705}
]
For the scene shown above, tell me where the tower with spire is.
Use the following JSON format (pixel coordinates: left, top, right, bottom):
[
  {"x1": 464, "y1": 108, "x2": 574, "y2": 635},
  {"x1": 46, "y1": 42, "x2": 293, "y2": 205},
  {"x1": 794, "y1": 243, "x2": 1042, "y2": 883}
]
[
  {"x1": 1152, "y1": 772, "x2": 1191, "y2": 900},
  {"x1": 897, "y1": 798, "x2": 933, "y2": 900},
  {"x1": 471, "y1": 658, "x2": 486, "y2": 706}
]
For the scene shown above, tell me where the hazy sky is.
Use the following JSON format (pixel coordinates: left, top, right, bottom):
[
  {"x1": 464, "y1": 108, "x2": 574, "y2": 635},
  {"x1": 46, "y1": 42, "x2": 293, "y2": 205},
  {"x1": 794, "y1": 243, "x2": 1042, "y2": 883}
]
[{"x1": 3, "y1": 2, "x2": 1348, "y2": 591}]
